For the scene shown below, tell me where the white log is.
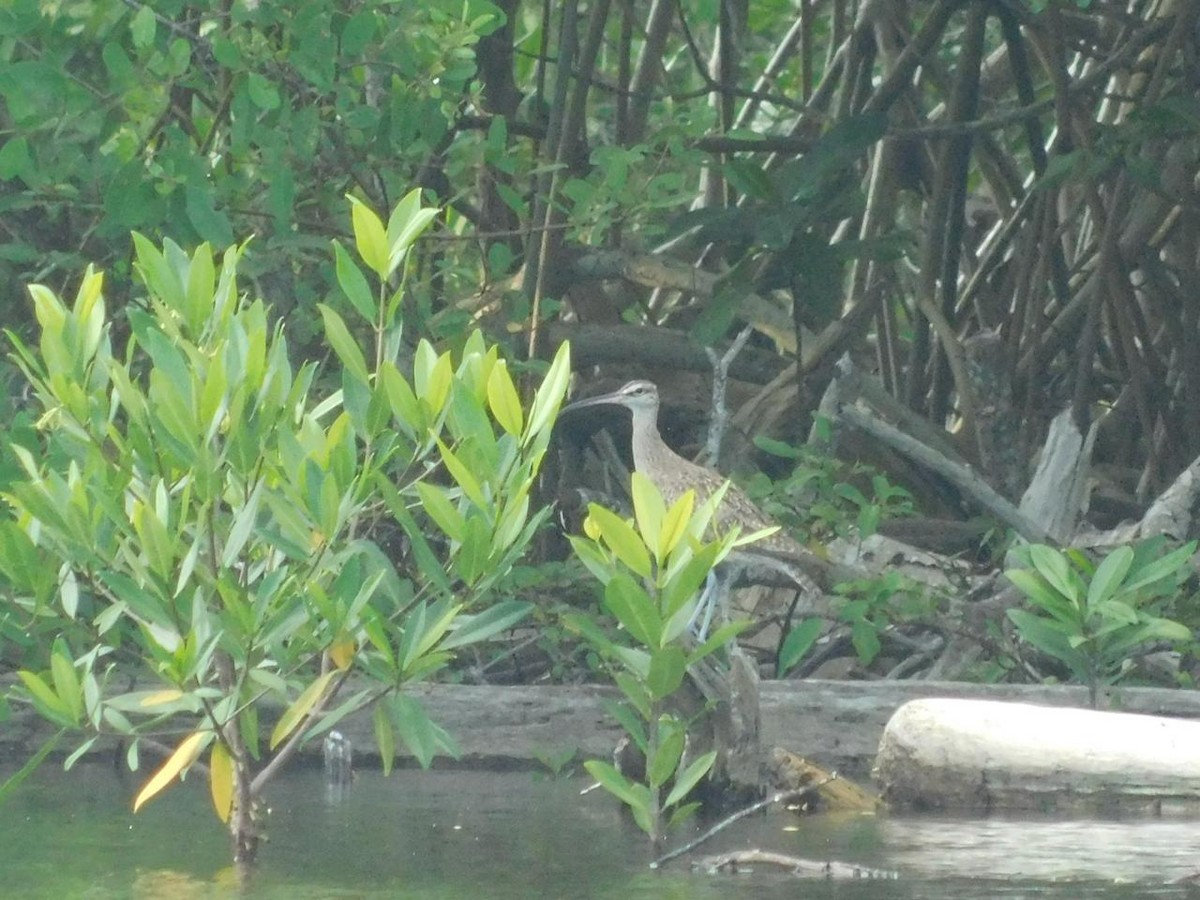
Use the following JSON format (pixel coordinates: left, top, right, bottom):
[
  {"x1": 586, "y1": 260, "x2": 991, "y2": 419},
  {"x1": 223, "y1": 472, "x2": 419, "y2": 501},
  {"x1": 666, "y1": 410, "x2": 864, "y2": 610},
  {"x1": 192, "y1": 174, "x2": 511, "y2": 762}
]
[{"x1": 875, "y1": 698, "x2": 1200, "y2": 812}]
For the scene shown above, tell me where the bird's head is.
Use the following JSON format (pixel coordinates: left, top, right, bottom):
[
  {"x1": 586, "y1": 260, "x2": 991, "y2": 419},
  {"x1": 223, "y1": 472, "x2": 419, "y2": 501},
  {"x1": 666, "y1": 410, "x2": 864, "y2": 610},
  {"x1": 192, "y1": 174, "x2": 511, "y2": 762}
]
[{"x1": 563, "y1": 379, "x2": 661, "y2": 417}]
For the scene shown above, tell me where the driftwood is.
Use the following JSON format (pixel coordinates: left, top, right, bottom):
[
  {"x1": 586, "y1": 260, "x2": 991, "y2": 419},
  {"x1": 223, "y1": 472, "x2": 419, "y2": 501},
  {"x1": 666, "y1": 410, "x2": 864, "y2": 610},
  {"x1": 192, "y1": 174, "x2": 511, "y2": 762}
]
[
  {"x1": 691, "y1": 849, "x2": 898, "y2": 880},
  {"x1": 1018, "y1": 408, "x2": 1097, "y2": 544},
  {"x1": 1079, "y1": 449, "x2": 1200, "y2": 548},
  {"x1": 834, "y1": 403, "x2": 1052, "y2": 544},
  {"x1": 876, "y1": 698, "x2": 1200, "y2": 813}
]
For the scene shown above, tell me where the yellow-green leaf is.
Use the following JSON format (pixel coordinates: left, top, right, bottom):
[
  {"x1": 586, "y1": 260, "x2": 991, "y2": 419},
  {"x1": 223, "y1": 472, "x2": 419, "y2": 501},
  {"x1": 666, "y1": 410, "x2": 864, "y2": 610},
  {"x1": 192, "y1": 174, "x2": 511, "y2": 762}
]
[
  {"x1": 374, "y1": 702, "x2": 395, "y2": 777},
  {"x1": 424, "y1": 352, "x2": 453, "y2": 416},
  {"x1": 133, "y1": 731, "x2": 212, "y2": 812},
  {"x1": 209, "y1": 741, "x2": 234, "y2": 823},
  {"x1": 17, "y1": 670, "x2": 69, "y2": 721},
  {"x1": 183, "y1": 243, "x2": 214, "y2": 333},
  {"x1": 49, "y1": 645, "x2": 81, "y2": 725},
  {"x1": 630, "y1": 472, "x2": 665, "y2": 562},
  {"x1": 74, "y1": 268, "x2": 106, "y2": 361},
  {"x1": 415, "y1": 480, "x2": 466, "y2": 542},
  {"x1": 329, "y1": 636, "x2": 356, "y2": 671},
  {"x1": 524, "y1": 342, "x2": 571, "y2": 447},
  {"x1": 436, "y1": 440, "x2": 487, "y2": 509},
  {"x1": 385, "y1": 189, "x2": 439, "y2": 274},
  {"x1": 587, "y1": 505, "x2": 652, "y2": 578},
  {"x1": 269, "y1": 670, "x2": 337, "y2": 749},
  {"x1": 486, "y1": 361, "x2": 523, "y2": 436},
  {"x1": 659, "y1": 490, "x2": 695, "y2": 561},
  {"x1": 139, "y1": 689, "x2": 185, "y2": 708},
  {"x1": 347, "y1": 195, "x2": 390, "y2": 279}
]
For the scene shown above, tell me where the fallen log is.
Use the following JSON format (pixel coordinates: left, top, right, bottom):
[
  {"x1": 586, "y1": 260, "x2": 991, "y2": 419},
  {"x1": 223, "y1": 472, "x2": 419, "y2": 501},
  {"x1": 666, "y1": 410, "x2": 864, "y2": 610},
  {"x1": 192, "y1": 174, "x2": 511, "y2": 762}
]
[
  {"x1": 876, "y1": 698, "x2": 1200, "y2": 813},
  {"x1": 7, "y1": 678, "x2": 1200, "y2": 780}
]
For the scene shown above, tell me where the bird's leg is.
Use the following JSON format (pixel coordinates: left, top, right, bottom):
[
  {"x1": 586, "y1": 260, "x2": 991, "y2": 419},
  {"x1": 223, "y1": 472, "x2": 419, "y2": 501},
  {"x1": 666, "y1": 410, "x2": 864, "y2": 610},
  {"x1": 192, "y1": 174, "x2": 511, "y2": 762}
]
[{"x1": 688, "y1": 562, "x2": 743, "y2": 642}]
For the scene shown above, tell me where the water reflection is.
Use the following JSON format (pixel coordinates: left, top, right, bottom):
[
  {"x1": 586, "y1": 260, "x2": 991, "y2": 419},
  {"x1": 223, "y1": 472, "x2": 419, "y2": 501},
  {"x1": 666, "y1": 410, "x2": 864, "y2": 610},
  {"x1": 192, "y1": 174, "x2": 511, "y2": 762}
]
[
  {"x1": 882, "y1": 815, "x2": 1200, "y2": 883},
  {"x1": 3, "y1": 763, "x2": 1199, "y2": 899}
]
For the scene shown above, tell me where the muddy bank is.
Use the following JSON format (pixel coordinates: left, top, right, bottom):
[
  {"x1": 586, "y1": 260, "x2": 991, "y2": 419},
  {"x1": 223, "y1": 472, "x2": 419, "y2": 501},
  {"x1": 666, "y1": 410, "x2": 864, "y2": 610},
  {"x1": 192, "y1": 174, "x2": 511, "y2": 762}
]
[{"x1": 6, "y1": 679, "x2": 1200, "y2": 779}]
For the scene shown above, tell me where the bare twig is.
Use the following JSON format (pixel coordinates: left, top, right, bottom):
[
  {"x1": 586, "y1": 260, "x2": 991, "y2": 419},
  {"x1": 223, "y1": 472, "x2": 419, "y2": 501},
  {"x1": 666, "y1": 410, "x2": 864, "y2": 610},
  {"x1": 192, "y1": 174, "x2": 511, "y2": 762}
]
[{"x1": 650, "y1": 781, "x2": 831, "y2": 869}]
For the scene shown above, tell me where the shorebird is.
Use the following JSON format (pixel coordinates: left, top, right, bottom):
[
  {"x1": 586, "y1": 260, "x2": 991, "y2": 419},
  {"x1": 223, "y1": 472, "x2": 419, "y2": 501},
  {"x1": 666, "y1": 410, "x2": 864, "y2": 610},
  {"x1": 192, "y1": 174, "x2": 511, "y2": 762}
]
[{"x1": 562, "y1": 379, "x2": 814, "y2": 634}]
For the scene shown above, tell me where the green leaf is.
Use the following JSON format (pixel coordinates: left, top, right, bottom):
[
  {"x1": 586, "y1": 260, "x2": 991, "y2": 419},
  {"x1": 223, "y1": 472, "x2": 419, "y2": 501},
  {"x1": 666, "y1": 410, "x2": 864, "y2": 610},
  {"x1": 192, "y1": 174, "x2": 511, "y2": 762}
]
[
  {"x1": 270, "y1": 670, "x2": 337, "y2": 750},
  {"x1": 1008, "y1": 609, "x2": 1088, "y2": 679},
  {"x1": 613, "y1": 672, "x2": 652, "y2": 720},
  {"x1": 414, "y1": 481, "x2": 465, "y2": 543},
  {"x1": 246, "y1": 72, "x2": 281, "y2": 110},
  {"x1": 60, "y1": 567, "x2": 79, "y2": 619},
  {"x1": 690, "y1": 276, "x2": 746, "y2": 347},
  {"x1": 130, "y1": 5, "x2": 156, "y2": 48},
  {"x1": 390, "y1": 693, "x2": 457, "y2": 768},
  {"x1": 778, "y1": 617, "x2": 823, "y2": 676},
  {"x1": 185, "y1": 185, "x2": 234, "y2": 247},
  {"x1": 664, "y1": 750, "x2": 717, "y2": 807},
  {"x1": 440, "y1": 600, "x2": 532, "y2": 651},
  {"x1": 319, "y1": 303, "x2": 369, "y2": 384},
  {"x1": 524, "y1": 342, "x2": 571, "y2": 447},
  {"x1": 1006, "y1": 569, "x2": 1078, "y2": 624},
  {"x1": 668, "y1": 801, "x2": 702, "y2": 828},
  {"x1": 385, "y1": 188, "x2": 439, "y2": 274},
  {"x1": 222, "y1": 480, "x2": 263, "y2": 568},
  {"x1": 601, "y1": 699, "x2": 648, "y2": 753},
  {"x1": 394, "y1": 601, "x2": 444, "y2": 672},
  {"x1": 347, "y1": 195, "x2": 390, "y2": 279},
  {"x1": 850, "y1": 620, "x2": 881, "y2": 665},
  {"x1": 1029, "y1": 545, "x2": 1080, "y2": 604},
  {"x1": 436, "y1": 440, "x2": 487, "y2": 509},
  {"x1": 376, "y1": 475, "x2": 453, "y2": 595},
  {"x1": 686, "y1": 619, "x2": 751, "y2": 666},
  {"x1": 1087, "y1": 546, "x2": 1134, "y2": 610},
  {"x1": 583, "y1": 759, "x2": 646, "y2": 812},
  {"x1": 132, "y1": 233, "x2": 185, "y2": 312},
  {"x1": 0, "y1": 134, "x2": 33, "y2": 181},
  {"x1": 646, "y1": 646, "x2": 687, "y2": 701},
  {"x1": 561, "y1": 610, "x2": 621, "y2": 659},
  {"x1": 333, "y1": 240, "x2": 377, "y2": 323},
  {"x1": 1121, "y1": 541, "x2": 1197, "y2": 596},
  {"x1": 1094, "y1": 599, "x2": 1139, "y2": 627},
  {"x1": 648, "y1": 718, "x2": 685, "y2": 788},
  {"x1": 612, "y1": 646, "x2": 652, "y2": 681},
  {"x1": 374, "y1": 701, "x2": 396, "y2": 776},
  {"x1": 603, "y1": 572, "x2": 661, "y2": 647},
  {"x1": 661, "y1": 542, "x2": 723, "y2": 625},
  {"x1": 50, "y1": 640, "x2": 81, "y2": 726},
  {"x1": 379, "y1": 362, "x2": 422, "y2": 434}
]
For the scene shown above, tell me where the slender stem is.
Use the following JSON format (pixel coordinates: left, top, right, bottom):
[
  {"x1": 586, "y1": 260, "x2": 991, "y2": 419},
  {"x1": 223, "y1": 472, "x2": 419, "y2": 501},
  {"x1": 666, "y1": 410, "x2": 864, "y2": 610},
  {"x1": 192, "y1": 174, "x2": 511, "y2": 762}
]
[{"x1": 650, "y1": 781, "x2": 832, "y2": 869}]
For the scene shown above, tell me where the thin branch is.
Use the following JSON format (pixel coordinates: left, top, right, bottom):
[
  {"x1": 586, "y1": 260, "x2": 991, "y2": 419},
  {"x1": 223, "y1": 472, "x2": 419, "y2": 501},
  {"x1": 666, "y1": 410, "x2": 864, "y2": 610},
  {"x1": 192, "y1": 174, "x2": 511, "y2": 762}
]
[{"x1": 650, "y1": 782, "x2": 831, "y2": 869}]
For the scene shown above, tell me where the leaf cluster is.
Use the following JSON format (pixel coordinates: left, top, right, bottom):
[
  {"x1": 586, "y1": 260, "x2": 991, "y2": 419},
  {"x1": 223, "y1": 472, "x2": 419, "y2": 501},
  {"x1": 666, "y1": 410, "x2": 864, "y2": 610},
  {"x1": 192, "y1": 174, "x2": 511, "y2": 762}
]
[
  {"x1": 564, "y1": 473, "x2": 754, "y2": 845},
  {"x1": 0, "y1": 194, "x2": 570, "y2": 844},
  {"x1": 1006, "y1": 539, "x2": 1196, "y2": 705}
]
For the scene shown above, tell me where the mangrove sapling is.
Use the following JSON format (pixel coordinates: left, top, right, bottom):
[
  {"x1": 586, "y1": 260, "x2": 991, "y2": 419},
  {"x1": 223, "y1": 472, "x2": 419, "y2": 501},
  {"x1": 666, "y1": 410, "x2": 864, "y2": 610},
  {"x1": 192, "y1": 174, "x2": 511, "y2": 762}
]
[
  {"x1": 565, "y1": 472, "x2": 762, "y2": 849},
  {"x1": 1006, "y1": 539, "x2": 1195, "y2": 706},
  {"x1": 0, "y1": 193, "x2": 572, "y2": 864}
]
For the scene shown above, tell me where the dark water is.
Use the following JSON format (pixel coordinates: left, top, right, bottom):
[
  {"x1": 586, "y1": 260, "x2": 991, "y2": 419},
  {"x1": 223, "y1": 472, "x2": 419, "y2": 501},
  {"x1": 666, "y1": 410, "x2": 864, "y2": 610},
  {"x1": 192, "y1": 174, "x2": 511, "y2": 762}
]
[{"x1": 1, "y1": 762, "x2": 1197, "y2": 898}]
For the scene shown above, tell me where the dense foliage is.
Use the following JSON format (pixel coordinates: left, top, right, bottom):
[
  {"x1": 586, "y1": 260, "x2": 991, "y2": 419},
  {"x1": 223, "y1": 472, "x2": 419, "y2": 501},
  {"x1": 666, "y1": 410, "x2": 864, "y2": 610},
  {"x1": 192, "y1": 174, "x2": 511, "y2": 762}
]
[{"x1": 0, "y1": 194, "x2": 572, "y2": 861}]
